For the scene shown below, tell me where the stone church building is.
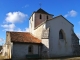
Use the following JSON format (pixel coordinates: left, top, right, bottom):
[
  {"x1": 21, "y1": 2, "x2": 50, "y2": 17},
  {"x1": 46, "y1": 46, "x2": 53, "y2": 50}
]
[{"x1": 2, "y1": 8, "x2": 80, "y2": 59}]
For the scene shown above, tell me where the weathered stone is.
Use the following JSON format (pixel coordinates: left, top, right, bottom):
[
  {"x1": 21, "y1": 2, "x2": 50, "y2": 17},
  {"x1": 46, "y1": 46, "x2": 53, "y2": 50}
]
[
  {"x1": 71, "y1": 33, "x2": 80, "y2": 56},
  {"x1": 42, "y1": 28, "x2": 49, "y2": 39}
]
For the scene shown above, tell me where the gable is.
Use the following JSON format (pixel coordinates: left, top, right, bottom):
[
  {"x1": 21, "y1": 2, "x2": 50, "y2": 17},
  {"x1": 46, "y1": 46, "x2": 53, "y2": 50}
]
[
  {"x1": 60, "y1": 15, "x2": 74, "y2": 26},
  {"x1": 47, "y1": 15, "x2": 74, "y2": 27}
]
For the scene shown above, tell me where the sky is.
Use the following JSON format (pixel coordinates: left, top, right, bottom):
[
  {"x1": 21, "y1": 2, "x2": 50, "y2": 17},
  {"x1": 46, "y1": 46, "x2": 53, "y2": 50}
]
[{"x1": 0, "y1": 0, "x2": 80, "y2": 45}]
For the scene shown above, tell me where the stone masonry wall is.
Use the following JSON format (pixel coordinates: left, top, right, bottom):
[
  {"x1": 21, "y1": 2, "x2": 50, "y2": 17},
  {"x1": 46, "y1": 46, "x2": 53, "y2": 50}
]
[
  {"x1": 72, "y1": 33, "x2": 80, "y2": 56},
  {"x1": 41, "y1": 28, "x2": 49, "y2": 58}
]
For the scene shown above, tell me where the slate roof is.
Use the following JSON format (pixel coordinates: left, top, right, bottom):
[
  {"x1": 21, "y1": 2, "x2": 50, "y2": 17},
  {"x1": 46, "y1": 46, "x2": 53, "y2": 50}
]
[
  {"x1": 29, "y1": 8, "x2": 53, "y2": 20},
  {"x1": 10, "y1": 32, "x2": 41, "y2": 44},
  {"x1": 35, "y1": 8, "x2": 49, "y2": 14},
  {"x1": 35, "y1": 8, "x2": 53, "y2": 15}
]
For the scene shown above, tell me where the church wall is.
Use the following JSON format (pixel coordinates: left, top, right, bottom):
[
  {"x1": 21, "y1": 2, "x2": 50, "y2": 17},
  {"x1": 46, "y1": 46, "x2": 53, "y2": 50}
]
[
  {"x1": 2, "y1": 44, "x2": 7, "y2": 56},
  {"x1": 35, "y1": 13, "x2": 53, "y2": 28},
  {"x1": 12, "y1": 43, "x2": 39, "y2": 59},
  {"x1": 29, "y1": 13, "x2": 35, "y2": 34},
  {"x1": 2, "y1": 32, "x2": 12, "y2": 59},
  {"x1": 42, "y1": 39, "x2": 49, "y2": 58},
  {"x1": 48, "y1": 15, "x2": 53, "y2": 20},
  {"x1": 6, "y1": 31, "x2": 11, "y2": 43},
  {"x1": 71, "y1": 33, "x2": 80, "y2": 56},
  {"x1": 33, "y1": 24, "x2": 44, "y2": 39},
  {"x1": 2, "y1": 44, "x2": 12, "y2": 59},
  {"x1": 29, "y1": 12, "x2": 53, "y2": 39},
  {"x1": 46, "y1": 16, "x2": 73, "y2": 57}
]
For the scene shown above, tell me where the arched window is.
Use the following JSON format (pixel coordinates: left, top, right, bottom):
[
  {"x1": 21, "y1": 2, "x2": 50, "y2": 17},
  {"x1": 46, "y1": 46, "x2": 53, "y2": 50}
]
[
  {"x1": 47, "y1": 15, "x2": 48, "y2": 19},
  {"x1": 28, "y1": 45, "x2": 33, "y2": 53},
  {"x1": 59, "y1": 30, "x2": 64, "y2": 39},
  {"x1": 40, "y1": 14, "x2": 42, "y2": 19}
]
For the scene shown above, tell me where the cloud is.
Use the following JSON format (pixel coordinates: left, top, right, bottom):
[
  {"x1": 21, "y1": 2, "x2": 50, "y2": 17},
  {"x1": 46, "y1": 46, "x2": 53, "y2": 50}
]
[
  {"x1": 22, "y1": 4, "x2": 29, "y2": 8},
  {"x1": 25, "y1": 28, "x2": 29, "y2": 32},
  {"x1": 0, "y1": 38, "x2": 4, "y2": 42},
  {"x1": 17, "y1": 27, "x2": 29, "y2": 32},
  {"x1": 0, "y1": 38, "x2": 5, "y2": 45},
  {"x1": 1, "y1": 23, "x2": 15, "y2": 31},
  {"x1": 5, "y1": 11, "x2": 28, "y2": 23},
  {"x1": 64, "y1": 10, "x2": 77, "y2": 17},
  {"x1": 1, "y1": 23, "x2": 29, "y2": 32},
  {"x1": 1, "y1": 11, "x2": 29, "y2": 32}
]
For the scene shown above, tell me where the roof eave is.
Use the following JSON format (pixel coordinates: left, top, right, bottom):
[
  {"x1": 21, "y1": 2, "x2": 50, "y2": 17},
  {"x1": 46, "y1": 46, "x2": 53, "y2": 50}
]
[{"x1": 12, "y1": 42, "x2": 42, "y2": 45}]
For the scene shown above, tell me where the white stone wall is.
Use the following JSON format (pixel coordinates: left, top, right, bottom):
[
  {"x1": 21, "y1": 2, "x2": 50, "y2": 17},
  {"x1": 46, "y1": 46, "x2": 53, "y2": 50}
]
[
  {"x1": 12, "y1": 43, "x2": 39, "y2": 59},
  {"x1": 2, "y1": 44, "x2": 12, "y2": 59},
  {"x1": 2, "y1": 44, "x2": 7, "y2": 56},
  {"x1": 33, "y1": 24, "x2": 44, "y2": 39},
  {"x1": 2, "y1": 32, "x2": 12, "y2": 59},
  {"x1": 29, "y1": 13, "x2": 35, "y2": 34},
  {"x1": 46, "y1": 16, "x2": 73, "y2": 57},
  {"x1": 42, "y1": 39, "x2": 49, "y2": 49},
  {"x1": 42, "y1": 39, "x2": 49, "y2": 58},
  {"x1": 29, "y1": 12, "x2": 53, "y2": 39},
  {"x1": 6, "y1": 32, "x2": 11, "y2": 43}
]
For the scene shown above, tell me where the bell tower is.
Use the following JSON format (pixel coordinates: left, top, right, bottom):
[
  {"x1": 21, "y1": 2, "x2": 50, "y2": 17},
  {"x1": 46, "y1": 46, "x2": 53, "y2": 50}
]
[{"x1": 29, "y1": 8, "x2": 53, "y2": 34}]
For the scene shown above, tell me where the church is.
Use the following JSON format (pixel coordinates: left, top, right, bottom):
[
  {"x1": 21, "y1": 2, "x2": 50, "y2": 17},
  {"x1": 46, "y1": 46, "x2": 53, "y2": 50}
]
[{"x1": 2, "y1": 8, "x2": 80, "y2": 59}]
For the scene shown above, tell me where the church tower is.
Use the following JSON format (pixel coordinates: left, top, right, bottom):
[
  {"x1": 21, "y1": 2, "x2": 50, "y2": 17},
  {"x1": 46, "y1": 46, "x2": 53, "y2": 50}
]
[
  {"x1": 29, "y1": 8, "x2": 53, "y2": 35},
  {"x1": 29, "y1": 8, "x2": 53, "y2": 58}
]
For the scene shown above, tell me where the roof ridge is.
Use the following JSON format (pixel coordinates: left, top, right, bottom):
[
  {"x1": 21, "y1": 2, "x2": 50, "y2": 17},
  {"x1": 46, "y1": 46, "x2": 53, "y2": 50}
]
[
  {"x1": 10, "y1": 32, "x2": 41, "y2": 43},
  {"x1": 35, "y1": 8, "x2": 53, "y2": 15}
]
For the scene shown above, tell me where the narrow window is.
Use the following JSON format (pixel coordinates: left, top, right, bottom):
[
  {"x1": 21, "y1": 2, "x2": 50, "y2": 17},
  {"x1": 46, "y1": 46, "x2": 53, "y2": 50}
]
[
  {"x1": 47, "y1": 15, "x2": 48, "y2": 19},
  {"x1": 59, "y1": 30, "x2": 63, "y2": 39},
  {"x1": 28, "y1": 45, "x2": 33, "y2": 53},
  {"x1": 40, "y1": 14, "x2": 42, "y2": 19}
]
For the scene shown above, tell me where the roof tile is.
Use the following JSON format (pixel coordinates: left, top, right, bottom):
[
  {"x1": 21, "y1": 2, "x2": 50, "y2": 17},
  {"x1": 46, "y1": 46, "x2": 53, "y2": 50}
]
[{"x1": 10, "y1": 32, "x2": 41, "y2": 44}]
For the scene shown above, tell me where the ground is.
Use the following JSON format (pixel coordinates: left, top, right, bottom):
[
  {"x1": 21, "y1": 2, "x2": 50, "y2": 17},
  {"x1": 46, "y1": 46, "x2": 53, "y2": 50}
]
[
  {"x1": 0, "y1": 56, "x2": 5, "y2": 60},
  {"x1": 0, "y1": 54, "x2": 7, "y2": 60},
  {"x1": 0, "y1": 56, "x2": 80, "y2": 60},
  {"x1": 52, "y1": 57, "x2": 80, "y2": 60}
]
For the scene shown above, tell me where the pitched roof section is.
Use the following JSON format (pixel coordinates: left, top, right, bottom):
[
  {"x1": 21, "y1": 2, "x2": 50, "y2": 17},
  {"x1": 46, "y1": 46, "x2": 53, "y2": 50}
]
[
  {"x1": 35, "y1": 8, "x2": 53, "y2": 15},
  {"x1": 34, "y1": 15, "x2": 74, "y2": 29},
  {"x1": 47, "y1": 15, "x2": 74, "y2": 26},
  {"x1": 29, "y1": 8, "x2": 53, "y2": 20},
  {"x1": 10, "y1": 32, "x2": 41, "y2": 44},
  {"x1": 36, "y1": 8, "x2": 49, "y2": 14}
]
